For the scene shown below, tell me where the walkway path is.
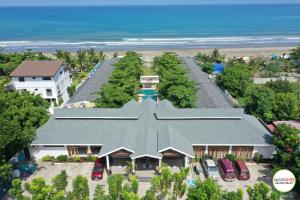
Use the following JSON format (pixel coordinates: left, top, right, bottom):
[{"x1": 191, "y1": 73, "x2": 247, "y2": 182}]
[
  {"x1": 182, "y1": 57, "x2": 233, "y2": 108},
  {"x1": 67, "y1": 58, "x2": 116, "y2": 104}
]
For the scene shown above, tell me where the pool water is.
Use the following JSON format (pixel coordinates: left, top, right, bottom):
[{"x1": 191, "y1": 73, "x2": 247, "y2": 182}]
[{"x1": 140, "y1": 89, "x2": 158, "y2": 101}]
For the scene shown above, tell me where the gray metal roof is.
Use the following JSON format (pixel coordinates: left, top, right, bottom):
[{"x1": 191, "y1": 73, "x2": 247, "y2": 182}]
[
  {"x1": 181, "y1": 57, "x2": 234, "y2": 108},
  {"x1": 33, "y1": 98, "x2": 273, "y2": 158}
]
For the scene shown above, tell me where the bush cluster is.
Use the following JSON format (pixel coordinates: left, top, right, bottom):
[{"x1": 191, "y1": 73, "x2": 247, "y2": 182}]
[
  {"x1": 153, "y1": 52, "x2": 197, "y2": 108},
  {"x1": 94, "y1": 51, "x2": 143, "y2": 108}
]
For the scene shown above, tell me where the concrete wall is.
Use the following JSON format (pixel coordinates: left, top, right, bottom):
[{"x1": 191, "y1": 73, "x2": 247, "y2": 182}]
[
  {"x1": 253, "y1": 146, "x2": 276, "y2": 159},
  {"x1": 11, "y1": 65, "x2": 71, "y2": 103},
  {"x1": 30, "y1": 146, "x2": 68, "y2": 160}
]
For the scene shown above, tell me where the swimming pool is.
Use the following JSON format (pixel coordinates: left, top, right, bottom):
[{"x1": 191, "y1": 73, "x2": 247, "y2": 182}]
[{"x1": 140, "y1": 89, "x2": 158, "y2": 101}]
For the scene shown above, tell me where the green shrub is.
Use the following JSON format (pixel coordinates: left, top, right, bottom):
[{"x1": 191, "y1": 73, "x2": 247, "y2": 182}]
[
  {"x1": 58, "y1": 97, "x2": 63, "y2": 106},
  {"x1": 56, "y1": 155, "x2": 68, "y2": 162},
  {"x1": 42, "y1": 155, "x2": 55, "y2": 162},
  {"x1": 67, "y1": 85, "x2": 76, "y2": 97},
  {"x1": 202, "y1": 62, "x2": 214, "y2": 74},
  {"x1": 253, "y1": 153, "x2": 263, "y2": 163},
  {"x1": 225, "y1": 154, "x2": 236, "y2": 162},
  {"x1": 74, "y1": 156, "x2": 81, "y2": 162},
  {"x1": 86, "y1": 156, "x2": 97, "y2": 162}
]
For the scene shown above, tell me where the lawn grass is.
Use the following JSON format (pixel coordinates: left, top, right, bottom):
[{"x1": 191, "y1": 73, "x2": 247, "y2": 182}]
[{"x1": 141, "y1": 66, "x2": 156, "y2": 75}]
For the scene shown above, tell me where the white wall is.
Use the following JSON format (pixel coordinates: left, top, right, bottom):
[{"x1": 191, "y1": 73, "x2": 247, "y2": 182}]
[
  {"x1": 253, "y1": 146, "x2": 276, "y2": 159},
  {"x1": 30, "y1": 146, "x2": 68, "y2": 160},
  {"x1": 11, "y1": 65, "x2": 71, "y2": 103}
]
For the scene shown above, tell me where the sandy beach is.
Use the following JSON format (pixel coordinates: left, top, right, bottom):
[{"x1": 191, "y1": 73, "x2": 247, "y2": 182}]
[{"x1": 44, "y1": 46, "x2": 296, "y2": 62}]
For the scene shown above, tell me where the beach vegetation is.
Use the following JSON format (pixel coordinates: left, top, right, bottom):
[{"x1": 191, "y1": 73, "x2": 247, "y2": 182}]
[
  {"x1": 217, "y1": 63, "x2": 253, "y2": 98},
  {"x1": 195, "y1": 48, "x2": 225, "y2": 65},
  {"x1": 153, "y1": 52, "x2": 197, "y2": 108},
  {"x1": 201, "y1": 62, "x2": 214, "y2": 74},
  {"x1": 55, "y1": 48, "x2": 106, "y2": 89},
  {"x1": 0, "y1": 50, "x2": 51, "y2": 76},
  {"x1": 94, "y1": 51, "x2": 142, "y2": 108}
]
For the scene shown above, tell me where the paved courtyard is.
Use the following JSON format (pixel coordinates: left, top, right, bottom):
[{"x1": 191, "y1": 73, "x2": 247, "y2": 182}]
[
  {"x1": 12, "y1": 162, "x2": 277, "y2": 199},
  {"x1": 67, "y1": 58, "x2": 116, "y2": 104},
  {"x1": 181, "y1": 57, "x2": 234, "y2": 108}
]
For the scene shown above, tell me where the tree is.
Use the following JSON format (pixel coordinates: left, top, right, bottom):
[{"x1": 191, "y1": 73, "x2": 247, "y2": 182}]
[
  {"x1": 9, "y1": 179, "x2": 29, "y2": 200},
  {"x1": 262, "y1": 61, "x2": 281, "y2": 77},
  {"x1": 24, "y1": 177, "x2": 53, "y2": 200},
  {"x1": 222, "y1": 189, "x2": 243, "y2": 200},
  {"x1": 247, "y1": 182, "x2": 281, "y2": 200},
  {"x1": 273, "y1": 92, "x2": 299, "y2": 120},
  {"x1": 51, "y1": 170, "x2": 68, "y2": 192},
  {"x1": 108, "y1": 174, "x2": 125, "y2": 200},
  {"x1": 290, "y1": 46, "x2": 300, "y2": 62},
  {"x1": 171, "y1": 168, "x2": 189, "y2": 199},
  {"x1": 93, "y1": 184, "x2": 108, "y2": 200},
  {"x1": 187, "y1": 178, "x2": 222, "y2": 200},
  {"x1": 217, "y1": 63, "x2": 253, "y2": 98},
  {"x1": 272, "y1": 124, "x2": 300, "y2": 189},
  {"x1": 153, "y1": 52, "x2": 197, "y2": 108},
  {"x1": 244, "y1": 85, "x2": 275, "y2": 122},
  {"x1": 72, "y1": 175, "x2": 89, "y2": 200},
  {"x1": 94, "y1": 51, "x2": 143, "y2": 108},
  {"x1": 265, "y1": 80, "x2": 294, "y2": 93}
]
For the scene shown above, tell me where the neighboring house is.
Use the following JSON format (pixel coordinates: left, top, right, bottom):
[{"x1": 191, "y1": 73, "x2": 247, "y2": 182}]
[
  {"x1": 10, "y1": 60, "x2": 72, "y2": 104},
  {"x1": 267, "y1": 120, "x2": 300, "y2": 134},
  {"x1": 30, "y1": 99, "x2": 275, "y2": 171}
]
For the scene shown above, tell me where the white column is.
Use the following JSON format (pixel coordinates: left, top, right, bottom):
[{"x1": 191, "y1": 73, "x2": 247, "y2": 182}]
[
  {"x1": 106, "y1": 155, "x2": 110, "y2": 170},
  {"x1": 229, "y1": 146, "x2": 232, "y2": 154},
  {"x1": 184, "y1": 156, "x2": 189, "y2": 168},
  {"x1": 132, "y1": 158, "x2": 135, "y2": 173},
  {"x1": 205, "y1": 146, "x2": 208, "y2": 155},
  {"x1": 159, "y1": 158, "x2": 162, "y2": 167}
]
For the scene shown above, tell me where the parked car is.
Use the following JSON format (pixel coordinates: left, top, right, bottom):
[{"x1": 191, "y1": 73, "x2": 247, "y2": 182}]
[
  {"x1": 201, "y1": 157, "x2": 219, "y2": 180},
  {"x1": 91, "y1": 166, "x2": 104, "y2": 180},
  {"x1": 235, "y1": 160, "x2": 250, "y2": 180},
  {"x1": 94, "y1": 158, "x2": 104, "y2": 167},
  {"x1": 218, "y1": 159, "x2": 236, "y2": 181},
  {"x1": 194, "y1": 163, "x2": 202, "y2": 175}
]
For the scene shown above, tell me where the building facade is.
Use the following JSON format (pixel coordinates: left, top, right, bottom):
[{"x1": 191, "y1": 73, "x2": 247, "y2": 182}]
[
  {"x1": 10, "y1": 60, "x2": 72, "y2": 104},
  {"x1": 30, "y1": 99, "x2": 275, "y2": 171}
]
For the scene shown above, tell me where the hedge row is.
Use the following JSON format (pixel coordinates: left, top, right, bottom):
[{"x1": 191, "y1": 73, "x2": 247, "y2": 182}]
[{"x1": 94, "y1": 51, "x2": 143, "y2": 108}]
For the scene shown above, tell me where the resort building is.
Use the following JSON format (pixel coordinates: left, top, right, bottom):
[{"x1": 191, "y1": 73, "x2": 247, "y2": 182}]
[
  {"x1": 10, "y1": 60, "x2": 72, "y2": 104},
  {"x1": 30, "y1": 99, "x2": 275, "y2": 171}
]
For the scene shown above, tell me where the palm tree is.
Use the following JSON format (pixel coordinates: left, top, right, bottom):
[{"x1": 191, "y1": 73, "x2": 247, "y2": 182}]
[
  {"x1": 76, "y1": 49, "x2": 86, "y2": 72},
  {"x1": 54, "y1": 49, "x2": 65, "y2": 60}
]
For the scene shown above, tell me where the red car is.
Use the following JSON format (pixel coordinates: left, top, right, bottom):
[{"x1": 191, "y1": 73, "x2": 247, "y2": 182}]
[
  {"x1": 235, "y1": 160, "x2": 250, "y2": 180},
  {"x1": 91, "y1": 166, "x2": 104, "y2": 180},
  {"x1": 94, "y1": 158, "x2": 104, "y2": 167},
  {"x1": 91, "y1": 158, "x2": 104, "y2": 180}
]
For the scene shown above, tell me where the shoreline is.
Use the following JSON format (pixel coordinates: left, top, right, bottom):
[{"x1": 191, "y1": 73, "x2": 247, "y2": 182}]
[{"x1": 41, "y1": 46, "x2": 296, "y2": 61}]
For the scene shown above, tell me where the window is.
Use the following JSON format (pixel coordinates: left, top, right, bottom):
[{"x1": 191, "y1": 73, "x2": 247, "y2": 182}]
[
  {"x1": 32, "y1": 77, "x2": 36, "y2": 79},
  {"x1": 60, "y1": 71, "x2": 63, "y2": 75},
  {"x1": 42, "y1": 77, "x2": 51, "y2": 80},
  {"x1": 46, "y1": 89, "x2": 52, "y2": 96},
  {"x1": 78, "y1": 146, "x2": 87, "y2": 155},
  {"x1": 91, "y1": 146, "x2": 101, "y2": 155},
  {"x1": 18, "y1": 77, "x2": 25, "y2": 82},
  {"x1": 35, "y1": 89, "x2": 38, "y2": 91}
]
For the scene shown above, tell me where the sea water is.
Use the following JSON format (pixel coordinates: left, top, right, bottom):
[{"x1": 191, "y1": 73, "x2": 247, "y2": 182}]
[{"x1": 0, "y1": 4, "x2": 300, "y2": 51}]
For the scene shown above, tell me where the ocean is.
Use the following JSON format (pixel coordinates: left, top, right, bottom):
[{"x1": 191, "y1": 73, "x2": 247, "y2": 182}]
[{"x1": 0, "y1": 4, "x2": 300, "y2": 52}]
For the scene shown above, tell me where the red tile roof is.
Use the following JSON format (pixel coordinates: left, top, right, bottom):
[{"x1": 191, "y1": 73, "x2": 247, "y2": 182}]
[{"x1": 10, "y1": 60, "x2": 63, "y2": 77}]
